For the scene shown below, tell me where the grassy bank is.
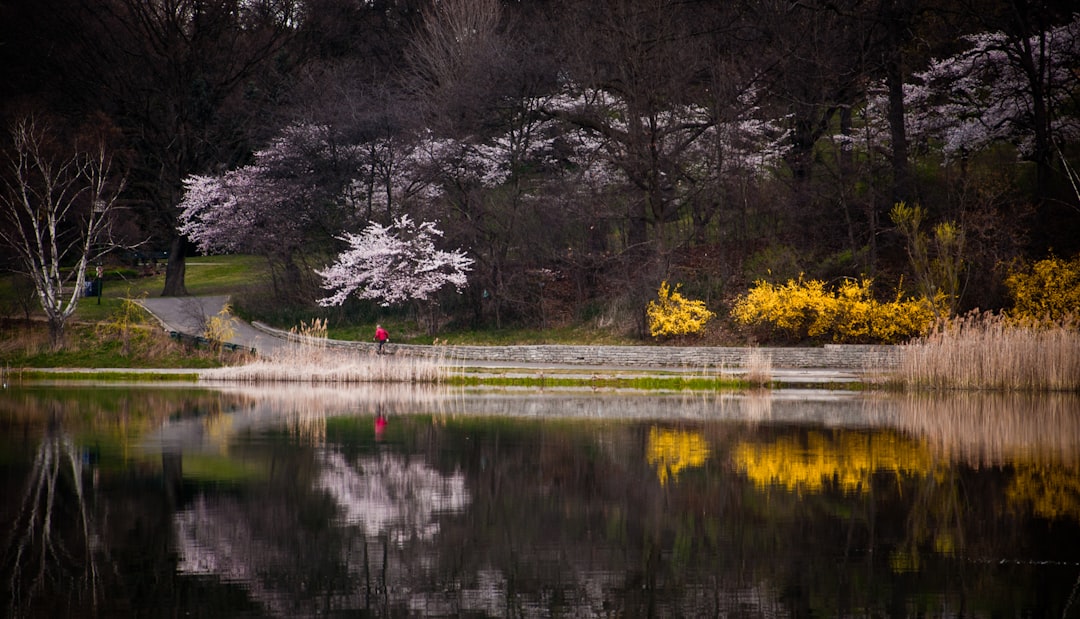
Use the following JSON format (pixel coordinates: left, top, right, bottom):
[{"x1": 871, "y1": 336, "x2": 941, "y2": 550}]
[{"x1": 0, "y1": 320, "x2": 237, "y2": 369}]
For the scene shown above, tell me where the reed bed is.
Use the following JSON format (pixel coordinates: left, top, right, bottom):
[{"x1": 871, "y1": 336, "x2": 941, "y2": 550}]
[
  {"x1": 896, "y1": 313, "x2": 1080, "y2": 391},
  {"x1": 744, "y1": 348, "x2": 774, "y2": 387},
  {"x1": 202, "y1": 325, "x2": 453, "y2": 384}
]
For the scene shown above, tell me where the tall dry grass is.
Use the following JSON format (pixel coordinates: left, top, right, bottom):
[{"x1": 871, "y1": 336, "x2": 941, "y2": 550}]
[
  {"x1": 896, "y1": 312, "x2": 1080, "y2": 391},
  {"x1": 201, "y1": 319, "x2": 452, "y2": 384},
  {"x1": 744, "y1": 347, "x2": 773, "y2": 386}
]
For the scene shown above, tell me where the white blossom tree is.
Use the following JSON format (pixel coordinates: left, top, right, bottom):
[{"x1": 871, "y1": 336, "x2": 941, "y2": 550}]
[
  {"x1": 317, "y1": 215, "x2": 473, "y2": 332},
  {"x1": 0, "y1": 116, "x2": 126, "y2": 349},
  {"x1": 905, "y1": 18, "x2": 1080, "y2": 163},
  {"x1": 838, "y1": 17, "x2": 1080, "y2": 168}
]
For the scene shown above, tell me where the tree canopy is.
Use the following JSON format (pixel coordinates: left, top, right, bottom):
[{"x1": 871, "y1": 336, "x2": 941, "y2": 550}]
[{"x1": 3, "y1": 0, "x2": 1078, "y2": 335}]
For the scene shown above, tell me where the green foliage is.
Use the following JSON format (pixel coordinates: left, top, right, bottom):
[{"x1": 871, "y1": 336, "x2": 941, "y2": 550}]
[
  {"x1": 1004, "y1": 254, "x2": 1080, "y2": 322},
  {"x1": 1, "y1": 322, "x2": 223, "y2": 369},
  {"x1": 646, "y1": 281, "x2": 716, "y2": 338},
  {"x1": 731, "y1": 276, "x2": 934, "y2": 344},
  {"x1": 890, "y1": 202, "x2": 965, "y2": 318}
]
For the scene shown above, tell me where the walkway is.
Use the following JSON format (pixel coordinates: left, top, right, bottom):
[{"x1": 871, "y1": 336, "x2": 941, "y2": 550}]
[
  {"x1": 138, "y1": 295, "x2": 900, "y2": 383},
  {"x1": 138, "y1": 295, "x2": 288, "y2": 357}
]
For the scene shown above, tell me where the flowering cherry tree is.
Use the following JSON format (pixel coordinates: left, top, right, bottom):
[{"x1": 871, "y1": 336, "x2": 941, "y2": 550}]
[
  {"x1": 317, "y1": 215, "x2": 473, "y2": 308},
  {"x1": 178, "y1": 123, "x2": 362, "y2": 257},
  {"x1": 904, "y1": 19, "x2": 1080, "y2": 161},
  {"x1": 836, "y1": 17, "x2": 1080, "y2": 166}
]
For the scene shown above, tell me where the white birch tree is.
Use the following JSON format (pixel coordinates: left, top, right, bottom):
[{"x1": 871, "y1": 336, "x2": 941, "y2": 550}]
[{"x1": 0, "y1": 117, "x2": 126, "y2": 349}]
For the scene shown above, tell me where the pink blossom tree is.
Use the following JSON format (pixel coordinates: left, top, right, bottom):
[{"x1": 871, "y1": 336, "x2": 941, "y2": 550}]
[
  {"x1": 178, "y1": 123, "x2": 364, "y2": 298},
  {"x1": 904, "y1": 19, "x2": 1080, "y2": 164}
]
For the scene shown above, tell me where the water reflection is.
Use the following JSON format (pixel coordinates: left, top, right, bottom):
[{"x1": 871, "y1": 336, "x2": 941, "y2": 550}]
[
  {"x1": 316, "y1": 451, "x2": 469, "y2": 539},
  {"x1": 2, "y1": 384, "x2": 1079, "y2": 617},
  {"x1": 4, "y1": 423, "x2": 103, "y2": 615}
]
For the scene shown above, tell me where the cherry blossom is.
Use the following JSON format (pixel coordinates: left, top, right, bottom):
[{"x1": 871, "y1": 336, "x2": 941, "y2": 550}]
[{"x1": 317, "y1": 215, "x2": 473, "y2": 307}]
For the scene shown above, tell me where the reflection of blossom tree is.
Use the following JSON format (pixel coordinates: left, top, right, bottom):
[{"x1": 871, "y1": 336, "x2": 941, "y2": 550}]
[
  {"x1": 317, "y1": 451, "x2": 469, "y2": 542},
  {"x1": 2, "y1": 429, "x2": 103, "y2": 615}
]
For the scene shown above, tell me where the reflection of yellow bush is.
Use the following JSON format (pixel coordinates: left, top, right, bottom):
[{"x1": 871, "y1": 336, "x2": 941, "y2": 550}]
[
  {"x1": 647, "y1": 427, "x2": 710, "y2": 486},
  {"x1": 1007, "y1": 463, "x2": 1080, "y2": 521},
  {"x1": 734, "y1": 431, "x2": 935, "y2": 494}
]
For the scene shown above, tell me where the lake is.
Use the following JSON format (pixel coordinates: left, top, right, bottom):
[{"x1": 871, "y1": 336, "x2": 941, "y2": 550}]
[{"x1": 2, "y1": 383, "x2": 1079, "y2": 617}]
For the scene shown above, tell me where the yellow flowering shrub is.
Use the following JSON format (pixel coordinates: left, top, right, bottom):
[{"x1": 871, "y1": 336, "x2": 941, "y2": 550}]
[
  {"x1": 1004, "y1": 254, "x2": 1080, "y2": 322},
  {"x1": 646, "y1": 281, "x2": 716, "y2": 338},
  {"x1": 731, "y1": 276, "x2": 934, "y2": 343}
]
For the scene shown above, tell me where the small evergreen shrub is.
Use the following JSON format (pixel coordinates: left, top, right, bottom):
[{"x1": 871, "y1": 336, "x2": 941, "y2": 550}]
[
  {"x1": 646, "y1": 281, "x2": 715, "y2": 338},
  {"x1": 731, "y1": 276, "x2": 934, "y2": 344}
]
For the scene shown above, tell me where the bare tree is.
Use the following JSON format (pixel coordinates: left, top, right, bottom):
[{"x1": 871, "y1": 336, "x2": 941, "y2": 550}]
[{"x1": 0, "y1": 116, "x2": 126, "y2": 349}]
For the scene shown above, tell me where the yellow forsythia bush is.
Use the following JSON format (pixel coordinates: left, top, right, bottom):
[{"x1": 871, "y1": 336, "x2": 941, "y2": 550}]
[
  {"x1": 647, "y1": 281, "x2": 716, "y2": 338},
  {"x1": 731, "y1": 276, "x2": 934, "y2": 343},
  {"x1": 1004, "y1": 254, "x2": 1080, "y2": 322}
]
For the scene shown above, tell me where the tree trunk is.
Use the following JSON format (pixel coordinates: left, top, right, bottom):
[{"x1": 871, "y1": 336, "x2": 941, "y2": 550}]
[
  {"x1": 47, "y1": 316, "x2": 65, "y2": 351},
  {"x1": 161, "y1": 236, "x2": 189, "y2": 297},
  {"x1": 885, "y1": 55, "x2": 911, "y2": 205}
]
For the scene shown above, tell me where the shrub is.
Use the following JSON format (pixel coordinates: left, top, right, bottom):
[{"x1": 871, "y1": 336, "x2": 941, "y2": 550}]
[
  {"x1": 97, "y1": 295, "x2": 153, "y2": 356},
  {"x1": 1004, "y1": 254, "x2": 1080, "y2": 322},
  {"x1": 203, "y1": 303, "x2": 238, "y2": 352},
  {"x1": 890, "y1": 202, "x2": 965, "y2": 318},
  {"x1": 731, "y1": 276, "x2": 934, "y2": 344},
  {"x1": 646, "y1": 281, "x2": 715, "y2": 338}
]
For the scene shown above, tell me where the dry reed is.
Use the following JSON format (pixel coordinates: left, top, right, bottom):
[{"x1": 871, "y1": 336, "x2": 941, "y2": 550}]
[
  {"x1": 201, "y1": 320, "x2": 452, "y2": 384},
  {"x1": 744, "y1": 348, "x2": 773, "y2": 386},
  {"x1": 896, "y1": 312, "x2": 1080, "y2": 391}
]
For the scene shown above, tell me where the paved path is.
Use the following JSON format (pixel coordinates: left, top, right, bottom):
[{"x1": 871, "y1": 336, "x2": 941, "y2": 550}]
[
  {"x1": 139, "y1": 295, "x2": 288, "y2": 357},
  {"x1": 136, "y1": 296, "x2": 876, "y2": 384}
]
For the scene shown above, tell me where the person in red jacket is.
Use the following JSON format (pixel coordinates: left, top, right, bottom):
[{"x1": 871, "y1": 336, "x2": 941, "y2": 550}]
[{"x1": 374, "y1": 324, "x2": 389, "y2": 354}]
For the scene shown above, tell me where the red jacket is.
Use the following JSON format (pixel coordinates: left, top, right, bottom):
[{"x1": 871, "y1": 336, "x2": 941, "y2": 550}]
[{"x1": 375, "y1": 327, "x2": 389, "y2": 342}]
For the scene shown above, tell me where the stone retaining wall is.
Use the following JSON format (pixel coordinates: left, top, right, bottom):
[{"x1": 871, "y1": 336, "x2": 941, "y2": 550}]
[{"x1": 252, "y1": 322, "x2": 902, "y2": 370}]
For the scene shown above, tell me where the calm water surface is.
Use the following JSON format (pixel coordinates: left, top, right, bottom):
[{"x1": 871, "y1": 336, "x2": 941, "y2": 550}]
[{"x1": 2, "y1": 383, "x2": 1079, "y2": 618}]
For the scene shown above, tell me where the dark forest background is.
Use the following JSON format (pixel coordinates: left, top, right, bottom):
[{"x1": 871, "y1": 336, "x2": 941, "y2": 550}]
[{"x1": 2, "y1": 0, "x2": 1078, "y2": 340}]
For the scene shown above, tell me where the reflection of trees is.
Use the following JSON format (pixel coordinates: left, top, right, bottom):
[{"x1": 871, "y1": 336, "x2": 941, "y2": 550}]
[
  {"x1": 317, "y1": 451, "x2": 469, "y2": 541},
  {"x1": 6, "y1": 386, "x2": 1080, "y2": 616},
  {"x1": 2, "y1": 423, "x2": 104, "y2": 616}
]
